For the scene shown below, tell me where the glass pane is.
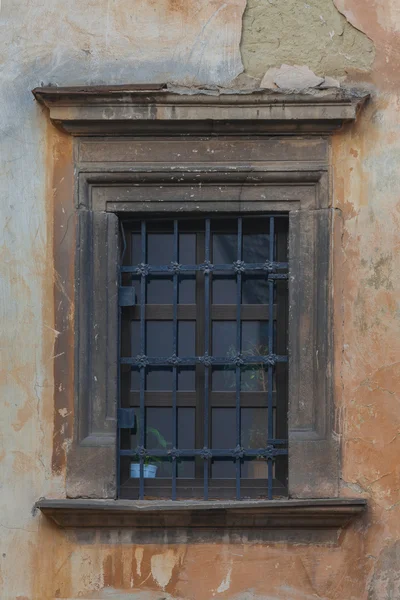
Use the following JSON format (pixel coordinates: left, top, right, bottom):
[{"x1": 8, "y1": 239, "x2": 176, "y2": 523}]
[
  {"x1": 130, "y1": 408, "x2": 195, "y2": 479},
  {"x1": 131, "y1": 233, "x2": 142, "y2": 264},
  {"x1": 241, "y1": 408, "x2": 269, "y2": 479},
  {"x1": 146, "y1": 368, "x2": 172, "y2": 391},
  {"x1": 178, "y1": 367, "x2": 195, "y2": 391},
  {"x1": 178, "y1": 321, "x2": 195, "y2": 357},
  {"x1": 212, "y1": 365, "x2": 269, "y2": 392},
  {"x1": 131, "y1": 367, "x2": 140, "y2": 391},
  {"x1": 147, "y1": 322, "x2": 172, "y2": 357},
  {"x1": 212, "y1": 321, "x2": 236, "y2": 357},
  {"x1": 212, "y1": 233, "x2": 237, "y2": 263},
  {"x1": 145, "y1": 407, "x2": 172, "y2": 478},
  {"x1": 243, "y1": 232, "x2": 269, "y2": 263},
  {"x1": 179, "y1": 233, "x2": 196, "y2": 263},
  {"x1": 242, "y1": 321, "x2": 269, "y2": 355},
  {"x1": 241, "y1": 365, "x2": 269, "y2": 392},
  {"x1": 242, "y1": 275, "x2": 269, "y2": 304},
  {"x1": 212, "y1": 366, "x2": 235, "y2": 391},
  {"x1": 179, "y1": 275, "x2": 196, "y2": 304},
  {"x1": 131, "y1": 321, "x2": 140, "y2": 355},
  {"x1": 211, "y1": 408, "x2": 236, "y2": 478},
  {"x1": 212, "y1": 275, "x2": 236, "y2": 304},
  {"x1": 177, "y1": 408, "x2": 195, "y2": 478},
  {"x1": 148, "y1": 233, "x2": 173, "y2": 264},
  {"x1": 147, "y1": 276, "x2": 173, "y2": 304}
]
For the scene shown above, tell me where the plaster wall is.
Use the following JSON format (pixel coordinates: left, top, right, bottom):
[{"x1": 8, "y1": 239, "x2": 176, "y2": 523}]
[{"x1": 0, "y1": 0, "x2": 399, "y2": 599}]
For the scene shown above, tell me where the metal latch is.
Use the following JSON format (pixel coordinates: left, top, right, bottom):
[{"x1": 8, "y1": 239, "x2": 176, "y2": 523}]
[
  {"x1": 119, "y1": 286, "x2": 136, "y2": 307},
  {"x1": 117, "y1": 408, "x2": 136, "y2": 429}
]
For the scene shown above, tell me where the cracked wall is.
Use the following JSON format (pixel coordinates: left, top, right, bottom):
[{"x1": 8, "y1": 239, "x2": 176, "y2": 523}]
[
  {"x1": 241, "y1": 0, "x2": 375, "y2": 80},
  {"x1": 1, "y1": 0, "x2": 400, "y2": 599}
]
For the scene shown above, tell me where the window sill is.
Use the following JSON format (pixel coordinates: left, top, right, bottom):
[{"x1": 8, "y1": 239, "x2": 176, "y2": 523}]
[{"x1": 36, "y1": 498, "x2": 366, "y2": 530}]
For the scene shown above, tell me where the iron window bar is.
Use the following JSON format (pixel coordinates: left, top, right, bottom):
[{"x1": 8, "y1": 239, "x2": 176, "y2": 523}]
[{"x1": 118, "y1": 215, "x2": 289, "y2": 501}]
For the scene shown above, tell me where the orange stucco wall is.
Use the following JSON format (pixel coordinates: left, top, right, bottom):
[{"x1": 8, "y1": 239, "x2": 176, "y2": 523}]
[{"x1": 1, "y1": 1, "x2": 399, "y2": 598}]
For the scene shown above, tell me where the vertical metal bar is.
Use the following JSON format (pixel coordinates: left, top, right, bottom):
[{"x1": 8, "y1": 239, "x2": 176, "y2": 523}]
[
  {"x1": 139, "y1": 220, "x2": 146, "y2": 500},
  {"x1": 204, "y1": 218, "x2": 211, "y2": 500},
  {"x1": 235, "y1": 217, "x2": 242, "y2": 500},
  {"x1": 172, "y1": 220, "x2": 179, "y2": 500},
  {"x1": 267, "y1": 216, "x2": 275, "y2": 499},
  {"x1": 116, "y1": 221, "x2": 124, "y2": 498}
]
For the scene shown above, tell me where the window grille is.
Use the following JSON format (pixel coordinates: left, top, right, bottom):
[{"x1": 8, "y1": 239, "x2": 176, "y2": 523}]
[{"x1": 118, "y1": 215, "x2": 289, "y2": 500}]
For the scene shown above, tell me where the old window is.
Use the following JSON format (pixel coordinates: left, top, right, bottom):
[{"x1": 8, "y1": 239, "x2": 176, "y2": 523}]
[
  {"x1": 119, "y1": 215, "x2": 289, "y2": 500},
  {"x1": 33, "y1": 88, "x2": 368, "y2": 527}
]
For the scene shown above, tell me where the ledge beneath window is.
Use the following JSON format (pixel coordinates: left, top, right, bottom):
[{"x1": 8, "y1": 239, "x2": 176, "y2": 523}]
[{"x1": 36, "y1": 498, "x2": 366, "y2": 530}]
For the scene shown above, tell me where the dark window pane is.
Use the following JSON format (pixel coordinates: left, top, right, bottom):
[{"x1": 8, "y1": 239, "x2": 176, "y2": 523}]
[
  {"x1": 177, "y1": 408, "x2": 195, "y2": 478},
  {"x1": 242, "y1": 275, "x2": 269, "y2": 304},
  {"x1": 179, "y1": 275, "x2": 196, "y2": 304},
  {"x1": 131, "y1": 321, "x2": 140, "y2": 356},
  {"x1": 148, "y1": 233, "x2": 173, "y2": 264},
  {"x1": 241, "y1": 407, "x2": 269, "y2": 479},
  {"x1": 243, "y1": 232, "x2": 269, "y2": 263},
  {"x1": 179, "y1": 233, "x2": 196, "y2": 263},
  {"x1": 146, "y1": 368, "x2": 172, "y2": 391},
  {"x1": 211, "y1": 408, "x2": 236, "y2": 478},
  {"x1": 212, "y1": 365, "x2": 269, "y2": 392},
  {"x1": 242, "y1": 321, "x2": 269, "y2": 355},
  {"x1": 145, "y1": 407, "x2": 172, "y2": 478},
  {"x1": 212, "y1": 366, "x2": 235, "y2": 391},
  {"x1": 241, "y1": 366, "x2": 269, "y2": 392},
  {"x1": 147, "y1": 276, "x2": 173, "y2": 304},
  {"x1": 212, "y1": 275, "x2": 236, "y2": 304},
  {"x1": 131, "y1": 233, "x2": 142, "y2": 264},
  {"x1": 130, "y1": 408, "x2": 195, "y2": 479},
  {"x1": 212, "y1": 321, "x2": 236, "y2": 357},
  {"x1": 131, "y1": 368, "x2": 140, "y2": 391},
  {"x1": 178, "y1": 367, "x2": 195, "y2": 391},
  {"x1": 178, "y1": 321, "x2": 195, "y2": 357},
  {"x1": 147, "y1": 322, "x2": 172, "y2": 357},
  {"x1": 212, "y1": 233, "x2": 237, "y2": 263}
]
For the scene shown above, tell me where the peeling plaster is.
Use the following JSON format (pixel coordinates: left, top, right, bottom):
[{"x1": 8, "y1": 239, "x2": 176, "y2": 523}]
[
  {"x1": 150, "y1": 550, "x2": 180, "y2": 590},
  {"x1": 241, "y1": 0, "x2": 375, "y2": 79}
]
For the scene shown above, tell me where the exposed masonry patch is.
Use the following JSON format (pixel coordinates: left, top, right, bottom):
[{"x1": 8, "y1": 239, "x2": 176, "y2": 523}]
[{"x1": 241, "y1": 0, "x2": 375, "y2": 80}]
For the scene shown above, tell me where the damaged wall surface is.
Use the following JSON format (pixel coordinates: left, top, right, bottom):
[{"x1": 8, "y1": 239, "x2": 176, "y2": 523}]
[
  {"x1": 0, "y1": 0, "x2": 400, "y2": 599},
  {"x1": 241, "y1": 0, "x2": 375, "y2": 79}
]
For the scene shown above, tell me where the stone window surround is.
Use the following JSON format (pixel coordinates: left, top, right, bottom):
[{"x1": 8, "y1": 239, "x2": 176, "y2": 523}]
[{"x1": 33, "y1": 86, "x2": 367, "y2": 530}]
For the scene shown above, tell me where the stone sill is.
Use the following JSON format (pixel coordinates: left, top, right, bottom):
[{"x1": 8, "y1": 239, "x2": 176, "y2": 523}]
[{"x1": 36, "y1": 498, "x2": 366, "y2": 529}]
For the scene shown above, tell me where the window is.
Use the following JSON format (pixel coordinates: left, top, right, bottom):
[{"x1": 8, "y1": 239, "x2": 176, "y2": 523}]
[
  {"x1": 118, "y1": 215, "x2": 289, "y2": 500},
  {"x1": 34, "y1": 88, "x2": 368, "y2": 527}
]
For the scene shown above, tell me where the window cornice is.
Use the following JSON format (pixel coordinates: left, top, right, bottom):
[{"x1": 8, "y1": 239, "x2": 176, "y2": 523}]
[{"x1": 32, "y1": 85, "x2": 367, "y2": 136}]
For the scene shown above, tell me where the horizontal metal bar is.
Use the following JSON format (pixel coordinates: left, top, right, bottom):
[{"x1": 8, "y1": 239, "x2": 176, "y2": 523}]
[
  {"x1": 120, "y1": 354, "x2": 288, "y2": 367},
  {"x1": 120, "y1": 447, "x2": 288, "y2": 458},
  {"x1": 121, "y1": 261, "x2": 288, "y2": 275}
]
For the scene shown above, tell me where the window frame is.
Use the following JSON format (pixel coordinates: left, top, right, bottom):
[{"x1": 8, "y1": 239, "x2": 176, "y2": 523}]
[{"x1": 65, "y1": 134, "x2": 336, "y2": 501}]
